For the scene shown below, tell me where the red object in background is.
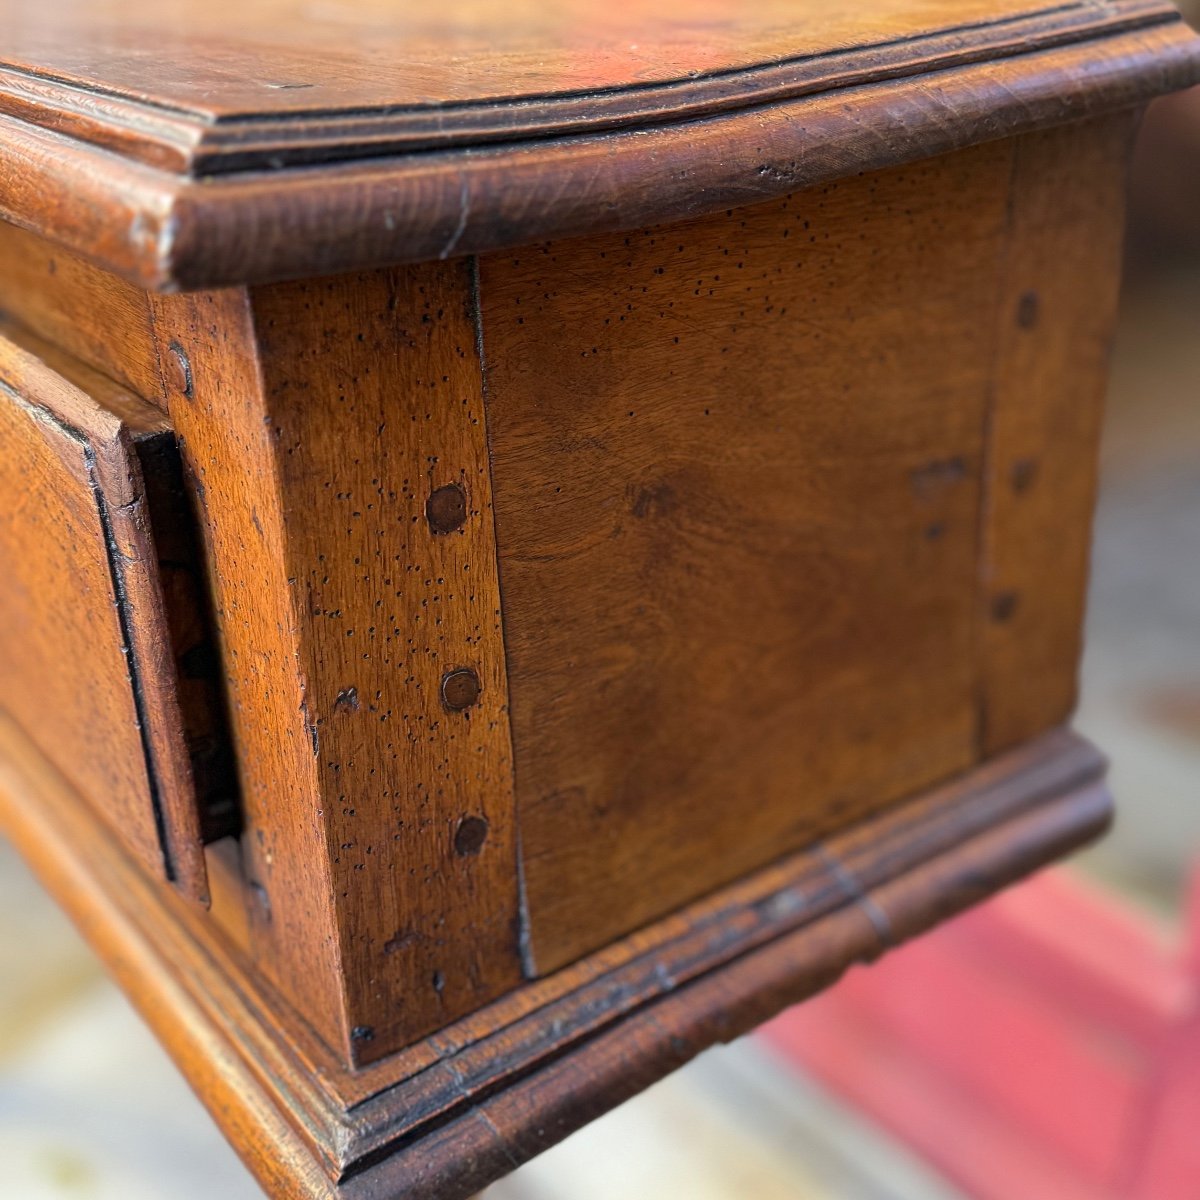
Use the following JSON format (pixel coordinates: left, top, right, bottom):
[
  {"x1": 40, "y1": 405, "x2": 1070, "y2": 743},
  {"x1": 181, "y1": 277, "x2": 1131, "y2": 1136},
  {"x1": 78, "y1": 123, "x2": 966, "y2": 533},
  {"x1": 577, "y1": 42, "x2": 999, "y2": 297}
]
[{"x1": 760, "y1": 867, "x2": 1200, "y2": 1200}]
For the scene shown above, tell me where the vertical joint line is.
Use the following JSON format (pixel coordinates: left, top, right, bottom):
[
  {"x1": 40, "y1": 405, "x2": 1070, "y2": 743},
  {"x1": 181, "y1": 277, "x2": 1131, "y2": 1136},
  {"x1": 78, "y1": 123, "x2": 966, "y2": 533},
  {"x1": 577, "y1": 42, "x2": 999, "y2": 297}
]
[
  {"x1": 467, "y1": 256, "x2": 535, "y2": 978},
  {"x1": 972, "y1": 139, "x2": 1025, "y2": 761}
]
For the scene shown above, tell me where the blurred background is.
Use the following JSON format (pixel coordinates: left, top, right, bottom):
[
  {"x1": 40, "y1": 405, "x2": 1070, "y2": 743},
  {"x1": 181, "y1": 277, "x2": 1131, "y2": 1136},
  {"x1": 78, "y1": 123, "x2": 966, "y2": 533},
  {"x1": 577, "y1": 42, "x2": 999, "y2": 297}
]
[{"x1": 2, "y1": 78, "x2": 1199, "y2": 1200}]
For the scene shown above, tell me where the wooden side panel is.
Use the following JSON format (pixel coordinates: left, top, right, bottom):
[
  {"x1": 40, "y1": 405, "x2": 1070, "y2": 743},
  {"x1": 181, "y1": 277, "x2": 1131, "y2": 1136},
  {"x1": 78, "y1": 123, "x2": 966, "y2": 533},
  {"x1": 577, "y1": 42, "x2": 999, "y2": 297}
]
[
  {"x1": 479, "y1": 141, "x2": 1015, "y2": 972},
  {"x1": 0, "y1": 330, "x2": 207, "y2": 899},
  {"x1": 978, "y1": 114, "x2": 1134, "y2": 753},
  {"x1": 153, "y1": 263, "x2": 522, "y2": 1063},
  {"x1": 0, "y1": 221, "x2": 166, "y2": 406}
]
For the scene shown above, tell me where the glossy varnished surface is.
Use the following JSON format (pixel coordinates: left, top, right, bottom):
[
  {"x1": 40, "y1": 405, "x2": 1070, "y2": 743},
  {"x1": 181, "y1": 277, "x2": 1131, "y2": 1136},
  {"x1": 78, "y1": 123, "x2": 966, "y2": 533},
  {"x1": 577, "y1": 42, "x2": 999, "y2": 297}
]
[
  {"x1": 151, "y1": 267, "x2": 524, "y2": 1064},
  {"x1": 0, "y1": 222, "x2": 162, "y2": 402},
  {"x1": 479, "y1": 116, "x2": 1132, "y2": 970},
  {"x1": 980, "y1": 120, "x2": 1129, "y2": 754},
  {"x1": 0, "y1": 115, "x2": 1134, "y2": 1073},
  {"x1": 0, "y1": 0, "x2": 1164, "y2": 168},
  {"x1": 0, "y1": 0, "x2": 1078, "y2": 111},
  {"x1": 0, "y1": 326, "x2": 209, "y2": 902},
  {"x1": 0, "y1": 0, "x2": 1190, "y2": 1192},
  {"x1": 0, "y1": 703, "x2": 1112, "y2": 1200},
  {"x1": 481, "y1": 143, "x2": 1007, "y2": 970},
  {"x1": 0, "y1": 0, "x2": 1194, "y2": 287}
]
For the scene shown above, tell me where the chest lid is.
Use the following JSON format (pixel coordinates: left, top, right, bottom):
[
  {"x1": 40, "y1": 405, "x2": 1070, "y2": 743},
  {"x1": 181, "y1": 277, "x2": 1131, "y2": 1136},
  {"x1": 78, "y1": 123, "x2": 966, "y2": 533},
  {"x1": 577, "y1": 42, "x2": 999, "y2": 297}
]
[{"x1": 0, "y1": 0, "x2": 1196, "y2": 288}]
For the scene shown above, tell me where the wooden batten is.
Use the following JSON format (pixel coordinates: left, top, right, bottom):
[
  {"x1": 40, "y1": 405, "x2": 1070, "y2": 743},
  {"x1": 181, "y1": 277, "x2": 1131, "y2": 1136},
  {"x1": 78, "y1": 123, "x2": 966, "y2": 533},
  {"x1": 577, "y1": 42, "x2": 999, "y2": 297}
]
[
  {"x1": 978, "y1": 117, "x2": 1134, "y2": 753},
  {"x1": 151, "y1": 265, "x2": 523, "y2": 1064}
]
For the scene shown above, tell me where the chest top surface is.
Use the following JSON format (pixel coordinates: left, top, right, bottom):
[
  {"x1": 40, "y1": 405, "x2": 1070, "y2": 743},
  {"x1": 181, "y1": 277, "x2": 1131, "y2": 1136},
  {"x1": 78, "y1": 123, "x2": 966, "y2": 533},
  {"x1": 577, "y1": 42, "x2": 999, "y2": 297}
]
[
  {"x1": 0, "y1": 0, "x2": 1144, "y2": 121},
  {"x1": 0, "y1": 0, "x2": 1196, "y2": 288}
]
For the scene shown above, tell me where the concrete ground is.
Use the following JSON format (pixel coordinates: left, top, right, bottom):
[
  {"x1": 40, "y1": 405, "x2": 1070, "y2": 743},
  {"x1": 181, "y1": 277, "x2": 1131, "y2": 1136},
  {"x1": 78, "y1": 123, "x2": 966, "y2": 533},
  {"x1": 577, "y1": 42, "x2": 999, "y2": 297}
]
[{"x1": 0, "y1": 257, "x2": 1196, "y2": 1200}]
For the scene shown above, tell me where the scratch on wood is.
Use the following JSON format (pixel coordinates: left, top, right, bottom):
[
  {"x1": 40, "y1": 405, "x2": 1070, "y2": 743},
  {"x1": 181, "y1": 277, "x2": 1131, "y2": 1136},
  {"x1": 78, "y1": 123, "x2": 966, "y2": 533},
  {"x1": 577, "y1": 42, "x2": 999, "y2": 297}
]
[{"x1": 439, "y1": 175, "x2": 472, "y2": 260}]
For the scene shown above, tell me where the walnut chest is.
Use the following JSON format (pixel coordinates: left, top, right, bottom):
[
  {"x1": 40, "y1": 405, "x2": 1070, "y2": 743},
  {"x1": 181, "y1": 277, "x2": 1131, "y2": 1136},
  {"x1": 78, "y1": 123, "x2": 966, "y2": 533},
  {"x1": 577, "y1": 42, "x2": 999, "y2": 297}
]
[{"x1": 0, "y1": 1, "x2": 1197, "y2": 1196}]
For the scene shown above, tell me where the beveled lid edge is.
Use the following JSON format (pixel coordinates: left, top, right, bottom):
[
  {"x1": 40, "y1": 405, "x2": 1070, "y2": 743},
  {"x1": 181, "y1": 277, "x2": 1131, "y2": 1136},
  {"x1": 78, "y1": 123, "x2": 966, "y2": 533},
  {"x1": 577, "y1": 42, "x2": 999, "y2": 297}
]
[
  {"x1": 0, "y1": 0, "x2": 1183, "y2": 175},
  {"x1": 0, "y1": 12, "x2": 1197, "y2": 290}
]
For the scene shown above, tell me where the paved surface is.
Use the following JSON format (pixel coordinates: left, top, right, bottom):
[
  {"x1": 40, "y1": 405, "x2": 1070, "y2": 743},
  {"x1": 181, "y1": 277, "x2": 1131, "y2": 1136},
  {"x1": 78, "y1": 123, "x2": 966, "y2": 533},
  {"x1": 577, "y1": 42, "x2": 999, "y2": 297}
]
[{"x1": 0, "y1": 259, "x2": 1196, "y2": 1199}]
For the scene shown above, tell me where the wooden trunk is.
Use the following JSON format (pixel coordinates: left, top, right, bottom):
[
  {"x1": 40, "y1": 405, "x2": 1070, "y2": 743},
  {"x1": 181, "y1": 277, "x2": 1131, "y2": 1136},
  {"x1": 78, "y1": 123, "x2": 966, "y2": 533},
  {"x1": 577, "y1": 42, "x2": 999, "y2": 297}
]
[{"x1": 0, "y1": 1, "x2": 1196, "y2": 1196}]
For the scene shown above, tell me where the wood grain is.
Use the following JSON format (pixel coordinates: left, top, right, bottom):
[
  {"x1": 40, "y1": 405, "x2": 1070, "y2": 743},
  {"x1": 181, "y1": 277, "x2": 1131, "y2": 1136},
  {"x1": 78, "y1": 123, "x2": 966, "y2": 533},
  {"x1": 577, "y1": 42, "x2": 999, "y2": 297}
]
[
  {"x1": 149, "y1": 284, "x2": 350, "y2": 1050},
  {"x1": 0, "y1": 0, "x2": 1185, "y2": 1183},
  {"x1": 0, "y1": 325, "x2": 208, "y2": 900},
  {"x1": 978, "y1": 115, "x2": 1134, "y2": 753},
  {"x1": 479, "y1": 139, "x2": 1011, "y2": 971},
  {"x1": 0, "y1": 712, "x2": 339, "y2": 1200},
  {"x1": 152, "y1": 264, "x2": 523, "y2": 1064},
  {"x1": 2, "y1": 319, "x2": 239, "y2": 842},
  {"x1": 0, "y1": 0, "x2": 1171, "y2": 172},
  {"x1": 0, "y1": 704, "x2": 1112, "y2": 1200},
  {"x1": 0, "y1": 220, "x2": 165, "y2": 404},
  {"x1": 0, "y1": 8, "x2": 1193, "y2": 288}
]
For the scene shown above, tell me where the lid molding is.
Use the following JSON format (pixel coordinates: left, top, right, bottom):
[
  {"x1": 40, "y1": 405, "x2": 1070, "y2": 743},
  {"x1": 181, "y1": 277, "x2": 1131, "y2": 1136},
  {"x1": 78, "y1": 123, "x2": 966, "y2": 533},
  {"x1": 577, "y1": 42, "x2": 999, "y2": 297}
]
[
  {"x1": 0, "y1": 0, "x2": 1182, "y2": 175},
  {"x1": 0, "y1": 0, "x2": 1196, "y2": 289}
]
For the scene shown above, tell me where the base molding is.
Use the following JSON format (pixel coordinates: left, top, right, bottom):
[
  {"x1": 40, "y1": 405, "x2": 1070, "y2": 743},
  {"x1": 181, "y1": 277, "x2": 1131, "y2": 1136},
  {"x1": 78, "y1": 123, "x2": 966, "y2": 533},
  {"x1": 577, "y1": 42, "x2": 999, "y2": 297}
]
[{"x1": 0, "y1": 713, "x2": 1110, "y2": 1200}]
